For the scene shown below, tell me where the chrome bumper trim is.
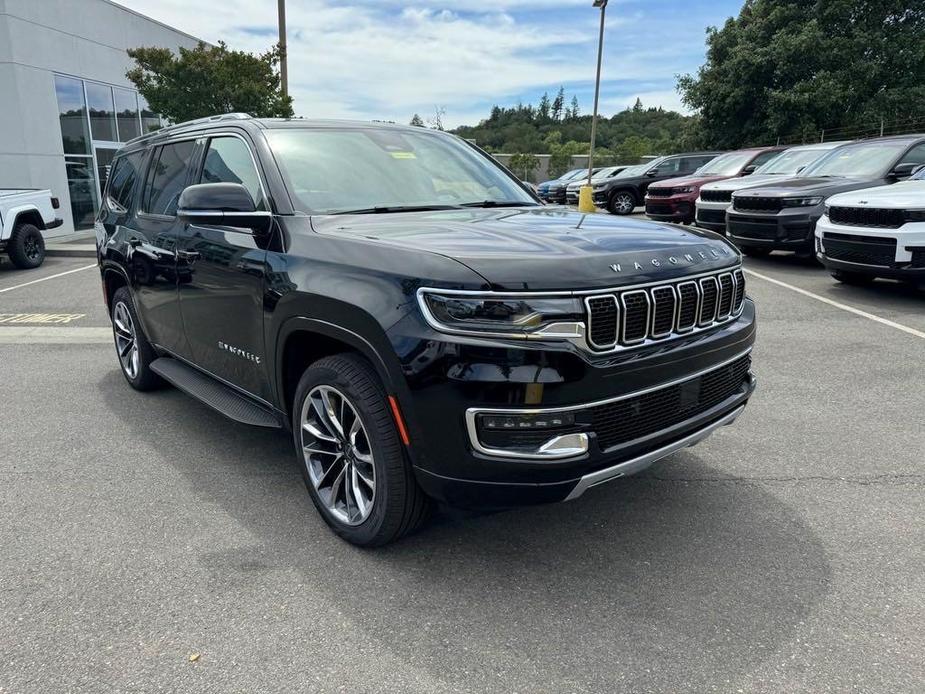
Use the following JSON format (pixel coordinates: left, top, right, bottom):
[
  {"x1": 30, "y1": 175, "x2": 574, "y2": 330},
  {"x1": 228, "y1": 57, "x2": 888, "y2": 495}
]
[{"x1": 563, "y1": 403, "x2": 746, "y2": 501}]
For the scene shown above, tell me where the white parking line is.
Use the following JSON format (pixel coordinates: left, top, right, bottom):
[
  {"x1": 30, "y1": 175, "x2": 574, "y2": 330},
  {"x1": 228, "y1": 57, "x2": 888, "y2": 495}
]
[
  {"x1": 0, "y1": 263, "x2": 97, "y2": 294},
  {"x1": 0, "y1": 326, "x2": 112, "y2": 344},
  {"x1": 744, "y1": 268, "x2": 925, "y2": 340}
]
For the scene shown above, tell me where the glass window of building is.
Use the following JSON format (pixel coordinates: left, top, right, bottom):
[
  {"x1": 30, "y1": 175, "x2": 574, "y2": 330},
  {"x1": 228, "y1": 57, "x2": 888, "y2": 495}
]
[
  {"x1": 64, "y1": 156, "x2": 99, "y2": 230},
  {"x1": 114, "y1": 88, "x2": 140, "y2": 142},
  {"x1": 139, "y1": 95, "x2": 162, "y2": 134},
  {"x1": 54, "y1": 75, "x2": 90, "y2": 154},
  {"x1": 86, "y1": 82, "x2": 117, "y2": 142}
]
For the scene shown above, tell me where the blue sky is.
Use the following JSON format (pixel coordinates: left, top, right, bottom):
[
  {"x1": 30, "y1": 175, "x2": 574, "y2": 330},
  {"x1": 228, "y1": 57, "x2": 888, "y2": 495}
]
[{"x1": 116, "y1": 0, "x2": 745, "y2": 128}]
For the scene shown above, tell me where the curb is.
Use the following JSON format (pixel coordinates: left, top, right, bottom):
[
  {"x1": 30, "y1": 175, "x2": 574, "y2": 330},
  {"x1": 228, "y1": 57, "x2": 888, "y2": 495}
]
[{"x1": 46, "y1": 245, "x2": 96, "y2": 258}]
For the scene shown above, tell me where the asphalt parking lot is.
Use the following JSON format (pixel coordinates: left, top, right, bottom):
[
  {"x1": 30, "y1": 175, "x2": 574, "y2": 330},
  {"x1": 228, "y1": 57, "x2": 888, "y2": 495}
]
[{"x1": 1, "y1": 252, "x2": 923, "y2": 693}]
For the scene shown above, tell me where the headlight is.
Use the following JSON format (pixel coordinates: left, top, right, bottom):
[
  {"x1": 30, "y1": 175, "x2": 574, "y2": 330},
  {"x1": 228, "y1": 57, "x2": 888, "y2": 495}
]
[
  {"x1": 419, "y1": 291, "x2": 584, "y2": 338},
  {"x1": 673, "y1": 186, "x2": 695, "y2": 194},
  {"x1": 905, "y1": 209, "x2": 925, "y2": 222},
  {"x1": 592, "y1": 182, "x2": 608, "y2": 190},
  {"x1": 782, "y1": 197, "x2": 823, "y2": 207}
]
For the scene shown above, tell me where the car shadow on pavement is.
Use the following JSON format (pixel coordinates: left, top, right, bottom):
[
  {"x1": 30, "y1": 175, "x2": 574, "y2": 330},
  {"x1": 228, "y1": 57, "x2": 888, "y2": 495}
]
[{"x1": 101, "y1": 369, "x2": 830, "y2": 691}]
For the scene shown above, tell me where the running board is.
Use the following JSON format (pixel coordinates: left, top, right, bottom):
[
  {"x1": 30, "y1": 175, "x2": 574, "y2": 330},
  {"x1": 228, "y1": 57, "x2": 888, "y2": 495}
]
[{"x1": 150, "y1": 358, "x2": 282, "y2": 428}]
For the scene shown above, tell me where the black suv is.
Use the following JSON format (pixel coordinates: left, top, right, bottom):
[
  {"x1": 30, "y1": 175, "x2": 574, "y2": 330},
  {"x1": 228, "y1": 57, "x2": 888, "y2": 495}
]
[
  {"x1": 97, "y1": 115, "x2": 756, "y2": 546},
  {"x1": 727, "y1": 135, "x2": 925, "y2": 257},
  {"x1": 592, "y1": 151, "x2": 723, "y2": 215}
]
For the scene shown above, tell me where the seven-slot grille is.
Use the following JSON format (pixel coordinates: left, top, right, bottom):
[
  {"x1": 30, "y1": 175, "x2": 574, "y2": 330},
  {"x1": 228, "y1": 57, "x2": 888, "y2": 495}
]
[
  {"x1": 733, "y1": 196, "x2": 782, "y2": 212},
  {"x1": 700, "y1": 189, "x2": 732, "y2": 203},
  {"x1": 589, "y1": 353, "x2": 751, "y2": 452},
  {"x1": 828, "y1": 206, "x2": 905, "y2": 229},
  {"x1": 646, "y1": 187, "x2": 673, "y2": 197},
  {"x1": 585, "y1": 269, "x2": 745, "y2": 351}
]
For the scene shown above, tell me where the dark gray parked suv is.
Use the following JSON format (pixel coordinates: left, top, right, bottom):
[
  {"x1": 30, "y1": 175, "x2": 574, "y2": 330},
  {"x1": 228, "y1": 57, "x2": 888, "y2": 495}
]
[{"x1": 726, "y1": 135, "x2": 925, "y2": 257}]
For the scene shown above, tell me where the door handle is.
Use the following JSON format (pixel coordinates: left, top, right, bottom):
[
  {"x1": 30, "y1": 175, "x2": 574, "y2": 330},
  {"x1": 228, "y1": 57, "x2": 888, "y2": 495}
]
[{"x1": 177, "y1": 250, "x2": 201, "y2": 262}]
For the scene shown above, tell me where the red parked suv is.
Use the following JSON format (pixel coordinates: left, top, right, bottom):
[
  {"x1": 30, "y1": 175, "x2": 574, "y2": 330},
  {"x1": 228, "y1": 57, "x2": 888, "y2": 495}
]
[{"x1": 645, "y1": 147, "x2": 787, "y2": 224}]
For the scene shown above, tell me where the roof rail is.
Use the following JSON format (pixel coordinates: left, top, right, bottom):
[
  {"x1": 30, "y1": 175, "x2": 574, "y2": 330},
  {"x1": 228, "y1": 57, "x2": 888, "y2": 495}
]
[{"x1": 126, "y1": 113, "x2": 253, "y2": 145}]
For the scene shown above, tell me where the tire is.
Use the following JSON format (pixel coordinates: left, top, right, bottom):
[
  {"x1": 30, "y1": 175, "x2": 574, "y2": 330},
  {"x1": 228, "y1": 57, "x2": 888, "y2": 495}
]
[
  {"x1": 292, "y1": 354, "x2": 431, "y2": 547},
  {"x1": 741, "y1": 246, "x2": 772, "y2": 258},
  {"x1": 830, "y1": 270, "x2": 874, "y2": 286},
  {"x1": 608, "y1": 190, "x2": 637, "y2": 215},
  {"x1": 8, "y1": 223, "x2": 46, "y2": 269},
  {"x1": 110, "y1": 287, "x2": 163, "y2": 391}
]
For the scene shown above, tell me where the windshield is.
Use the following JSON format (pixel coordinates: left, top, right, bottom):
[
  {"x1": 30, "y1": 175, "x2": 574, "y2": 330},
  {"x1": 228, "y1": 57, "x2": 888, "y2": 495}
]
[
  {"x1": 696, "y1": 151, "x2": 755, "y2": 176},
  {"x1": 266, "y1": 128, "x2": 538, "y2": 214},
  {"x1": 755, "y1": 148, "x2": 832, "y2": 175},
  {"x1": 801, "y1": 141, "x2": 909, "y2": 178}
]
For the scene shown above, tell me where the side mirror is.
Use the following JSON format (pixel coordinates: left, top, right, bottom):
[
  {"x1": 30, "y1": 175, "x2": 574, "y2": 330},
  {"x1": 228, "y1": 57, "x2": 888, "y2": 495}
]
[
  {"x1": 178, "y1": 183, "x2": 271, "y2": 232},
  {"x1": 795, "y1": 165, "x2": 806, "y2": 174},
  {"x1": 645, "y1": 169, "x2": 658, "y2": 177},
  {"x1": 742, "y1": 164, "x2": 757, "y2": 176},
  {"x1": 889, "y1": 162, "x2": 917, "y2": 179}
]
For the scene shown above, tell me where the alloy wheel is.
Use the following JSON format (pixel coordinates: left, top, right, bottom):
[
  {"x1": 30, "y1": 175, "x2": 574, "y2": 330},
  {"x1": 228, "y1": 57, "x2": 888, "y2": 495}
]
[
  {"x1": 300, "y1": 385, "x2": 376, "y2": 526},
  {"x1": 112, "y1": 302, "x2": 140, "y2": 380},
  {"x1": 24, "y1": 234, "x2": 41, "y2": 261},
  {"x1": 613, "y1": 193, "x2": 635, "y2": 214}
]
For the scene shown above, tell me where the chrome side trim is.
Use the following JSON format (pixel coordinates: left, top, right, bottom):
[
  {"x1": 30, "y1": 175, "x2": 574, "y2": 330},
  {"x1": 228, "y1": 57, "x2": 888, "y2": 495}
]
[
  {"x1": 563, "y1": 404, "x2": 746, "y2": 501},
  {"x1": 465, "y1": 347, "x2": 752, "y2": 460}
]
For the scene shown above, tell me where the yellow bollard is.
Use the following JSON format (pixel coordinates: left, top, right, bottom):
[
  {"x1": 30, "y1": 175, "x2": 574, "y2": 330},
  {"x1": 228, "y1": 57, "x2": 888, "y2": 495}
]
[{"x1": 577, "y1": 185, "x2": 597, "y2": 213}]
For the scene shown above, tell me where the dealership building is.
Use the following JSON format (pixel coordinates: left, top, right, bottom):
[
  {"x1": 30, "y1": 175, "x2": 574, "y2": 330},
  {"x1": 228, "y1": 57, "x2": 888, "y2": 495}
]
[{"x1": 0, "y1": 0, "x2": 203, "y2": 236}]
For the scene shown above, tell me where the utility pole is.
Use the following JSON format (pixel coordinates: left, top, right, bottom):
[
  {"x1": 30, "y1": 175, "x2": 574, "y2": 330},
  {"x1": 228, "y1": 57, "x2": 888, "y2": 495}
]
[
  {"x1": 278, "y1": 0, "x2": 288, "y2": 98},
  {"x1": 578, "y1": 0, "x2": 608, "y2": 213}
]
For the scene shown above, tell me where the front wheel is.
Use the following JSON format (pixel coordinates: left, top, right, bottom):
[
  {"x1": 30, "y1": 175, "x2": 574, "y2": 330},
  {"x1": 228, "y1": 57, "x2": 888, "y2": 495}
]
[
  {"x1": 608, "y1": 191, "x2": 636, "y2": 215},
  {"x1": 293, "y1": 354, "x2": 431, "y2": 546},
  {"x1": 8, "y1": 223, "x2": 46, "y2": 269}
]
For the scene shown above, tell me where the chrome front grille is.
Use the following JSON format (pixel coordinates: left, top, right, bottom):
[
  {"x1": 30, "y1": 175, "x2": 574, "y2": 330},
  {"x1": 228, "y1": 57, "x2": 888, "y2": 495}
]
[{"x1": 586, "y1": 269, "x2": 745, "y2": 352}]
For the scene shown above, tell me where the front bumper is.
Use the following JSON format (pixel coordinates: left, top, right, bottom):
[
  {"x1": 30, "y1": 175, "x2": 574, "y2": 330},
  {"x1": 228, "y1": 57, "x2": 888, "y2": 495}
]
[
  {"x1": 645, "y1": 195, "x2": 695, "y2": 222},
  {"x1": 394, "y1": 299, "x2": 757, "y2": 508},
  {"x1": 815, "y1": 216, "x2": 925, "y2": 280},
  {"x1": 727, "y1": 205, "x2": 822, "y2": 251},
  {"x1": 695, "y1": 199, "x2": 731, "y2": 232}
]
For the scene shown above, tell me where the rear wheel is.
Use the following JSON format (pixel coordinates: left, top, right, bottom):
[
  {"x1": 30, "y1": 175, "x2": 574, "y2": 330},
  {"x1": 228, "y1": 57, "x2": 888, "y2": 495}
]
[
  {"x1": 830, "y1": 270, "x2": 874, "y2": 286},
  {"x1": 608, "y1": 190, "x2": 636, "y2": 215},
  {"x1": 293, "y1": 354, "x2": 431, "y2": 546},
  {"x1": 8, "y1": 223, "x2": 45, "y2": 269}
]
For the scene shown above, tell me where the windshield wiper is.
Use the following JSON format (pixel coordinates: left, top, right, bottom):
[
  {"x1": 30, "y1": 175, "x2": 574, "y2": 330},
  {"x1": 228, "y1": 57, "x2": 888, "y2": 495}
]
[
  {"x1": 459, "y1": 201, "x2": 539, "y2": 208},
  {"x1": 333, "y1": 204, "x2": 464, "y2": 215}
]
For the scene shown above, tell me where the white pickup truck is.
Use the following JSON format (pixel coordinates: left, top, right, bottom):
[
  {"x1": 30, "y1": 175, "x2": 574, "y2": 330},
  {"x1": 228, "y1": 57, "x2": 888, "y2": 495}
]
[{"x1": 0, "y1": 189, "x2": 63, "y2": 269}]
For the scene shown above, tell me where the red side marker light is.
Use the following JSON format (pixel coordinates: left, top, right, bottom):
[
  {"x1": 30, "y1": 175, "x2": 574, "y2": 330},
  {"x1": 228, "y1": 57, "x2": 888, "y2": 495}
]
[{"x1": 388, "y1": 395, "x2": 411, "y2": 446}]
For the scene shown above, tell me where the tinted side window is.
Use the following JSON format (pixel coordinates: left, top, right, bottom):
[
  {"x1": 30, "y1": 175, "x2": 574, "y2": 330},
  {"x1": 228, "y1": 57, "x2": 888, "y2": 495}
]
[
  {"x1": 656, "y1": 158, "x2": 683, "y2": 175},
  {"x1": 749, "y1": 150, "x2": 780, "y2": 168},
  {"x1": 899, "y1": 143, "x2": 925, "y2": 167},
  {"x1": 106, "y1": 151, "x2": 145, "y2": 212},
  {"x1": 200, "y1": 136, "x2": 265, "y2": 209},
  {"x1": 144, "y1": 140, "x2": 196, "y2": 216}
]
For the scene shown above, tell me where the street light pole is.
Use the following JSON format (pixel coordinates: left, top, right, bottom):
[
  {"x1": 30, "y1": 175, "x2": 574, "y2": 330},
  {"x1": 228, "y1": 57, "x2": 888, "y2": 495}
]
[
  {"x1": 578, "y1": 0, "x2": 607, "y2": 213},
  {"x1": 278, "y1": 0, "x2": 288, "y2": 98}
]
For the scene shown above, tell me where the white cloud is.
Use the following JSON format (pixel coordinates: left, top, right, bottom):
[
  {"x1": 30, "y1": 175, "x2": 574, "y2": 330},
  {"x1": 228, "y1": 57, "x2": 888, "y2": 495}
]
[{"x1": 112, "y1": 0, "x2": 709, "y2": 127}]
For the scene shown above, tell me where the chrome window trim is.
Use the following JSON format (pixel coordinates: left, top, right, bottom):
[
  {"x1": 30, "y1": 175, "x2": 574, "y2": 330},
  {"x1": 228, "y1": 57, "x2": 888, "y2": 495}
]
[
  {"x1": 649, "y1": 284, "x2": 678, "y2": 339},
  {"x1": 584, "y1": 294, "x2": 619, "y2": 349},
  {"x1": 620, "y1": 289, "x2": 650, "y2": 345},
  {"x1": 465, "y1": 347, "x2": 753, "y2": 461}
]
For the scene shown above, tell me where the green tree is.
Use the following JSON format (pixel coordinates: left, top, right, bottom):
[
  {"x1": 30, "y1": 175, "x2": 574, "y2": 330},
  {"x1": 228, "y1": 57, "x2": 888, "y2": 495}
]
[
  {"x1": 126, "y1": 42, "x2": 292, "y2": 123},
  {"x1": 677, "y1": 1, "x2": 925, "y2": 148},
  {"x1": 551, "y1": 87, "x2": 566, "y2": 122},
  {"x1": 569, "y1": 95, "x2": 581, "y2": 120},
  {"x1": 537, "y1": 92, "x2": 551, "y2": 121},
  {"x1": 508, "y1": 152, "x2": 540, "y2": 181},
  {"x1": 409, "y1": 113, "x2": 425, "y2": 127}
]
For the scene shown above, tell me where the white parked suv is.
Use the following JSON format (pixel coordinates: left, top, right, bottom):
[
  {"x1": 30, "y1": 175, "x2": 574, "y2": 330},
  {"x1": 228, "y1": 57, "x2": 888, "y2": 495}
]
[
  {"x1": 816, "y1": 165, "x2": 925, "y2": 286},
  {"x1": 0, "y1": 188, "x2": 62, "y2": 269},
  {"x1": 695, "y1": 141, "x2": 850, "y2": 233}
]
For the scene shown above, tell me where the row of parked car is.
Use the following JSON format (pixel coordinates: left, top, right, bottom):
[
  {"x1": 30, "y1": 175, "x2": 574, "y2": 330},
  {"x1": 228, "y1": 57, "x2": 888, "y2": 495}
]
[{"x1": 538, "y1": 135, "x2": 925, "y2": 288}]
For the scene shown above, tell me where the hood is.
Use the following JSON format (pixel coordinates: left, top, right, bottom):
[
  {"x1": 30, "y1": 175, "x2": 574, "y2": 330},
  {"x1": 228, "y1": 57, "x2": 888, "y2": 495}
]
[
  {"x1": 310, "y1": 207, "x2": 738, "y2": 291},
  {"x1": 702, "y1": 174, "x2": 801, "y2": 193},
  {"x1": 826, "y1": 180, "x2": 925, "y2": 209},
  {"x1": 648, "y1": 174, "x2": 731, "y2": 191},
  {"x1": 734, "y1": 176, "x2": 883, "y2": 198}
]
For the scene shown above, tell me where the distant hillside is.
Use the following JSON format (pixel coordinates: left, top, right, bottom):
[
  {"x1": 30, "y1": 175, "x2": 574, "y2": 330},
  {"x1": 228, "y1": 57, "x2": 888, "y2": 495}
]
[{"x1": 448, "y1": 91, "x2": 701, "y2": 177}]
